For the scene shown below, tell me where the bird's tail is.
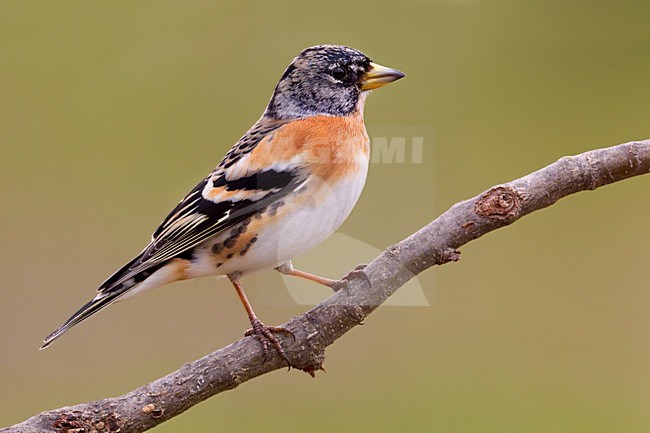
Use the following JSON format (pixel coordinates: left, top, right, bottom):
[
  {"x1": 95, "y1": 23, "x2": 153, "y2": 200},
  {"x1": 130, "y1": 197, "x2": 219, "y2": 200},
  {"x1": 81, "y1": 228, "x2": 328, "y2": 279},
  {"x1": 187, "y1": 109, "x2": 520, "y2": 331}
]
[
  {"x1": 40, "y1": 288, "x2": 129, "y2": 350},
  {"x1": 41, "y1": 260, "x2": 169, "y2": 349}
]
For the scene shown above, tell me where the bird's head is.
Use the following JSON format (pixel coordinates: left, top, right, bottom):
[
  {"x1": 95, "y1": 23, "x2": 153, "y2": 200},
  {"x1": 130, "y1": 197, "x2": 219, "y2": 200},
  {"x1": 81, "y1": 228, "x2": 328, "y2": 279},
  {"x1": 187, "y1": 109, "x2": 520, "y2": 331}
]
[{"x1": 265, "y1": 45, "x2": 405, "y2": 119}]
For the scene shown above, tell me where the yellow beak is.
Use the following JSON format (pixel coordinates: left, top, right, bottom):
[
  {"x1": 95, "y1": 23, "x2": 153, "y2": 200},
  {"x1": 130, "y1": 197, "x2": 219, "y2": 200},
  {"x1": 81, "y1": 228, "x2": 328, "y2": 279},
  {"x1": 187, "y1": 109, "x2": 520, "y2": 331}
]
[{"x1": 360, "y1": 62, "x2": 406, "y2": 91}]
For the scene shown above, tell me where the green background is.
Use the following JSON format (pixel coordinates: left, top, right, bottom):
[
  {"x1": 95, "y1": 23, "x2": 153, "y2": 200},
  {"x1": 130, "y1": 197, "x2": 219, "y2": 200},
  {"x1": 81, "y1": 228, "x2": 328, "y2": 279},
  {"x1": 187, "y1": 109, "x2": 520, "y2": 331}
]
[{"x1": 1, "y1": 1, "x2": 649, "y2": 432}]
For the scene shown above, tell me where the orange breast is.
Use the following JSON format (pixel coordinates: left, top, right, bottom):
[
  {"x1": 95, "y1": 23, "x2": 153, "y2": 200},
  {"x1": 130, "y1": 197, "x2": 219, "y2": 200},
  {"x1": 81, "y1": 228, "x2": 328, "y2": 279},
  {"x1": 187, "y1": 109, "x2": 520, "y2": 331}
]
[{"x1": 240, "y1": 113, "x2": 369, "y2": 183}]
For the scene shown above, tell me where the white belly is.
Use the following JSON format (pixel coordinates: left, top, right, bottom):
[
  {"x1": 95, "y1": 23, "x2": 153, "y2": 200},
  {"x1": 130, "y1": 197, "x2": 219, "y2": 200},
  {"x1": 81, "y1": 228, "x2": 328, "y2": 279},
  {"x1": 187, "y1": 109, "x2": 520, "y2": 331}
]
[{"x1": 207, "y1": 164, "x2": 368, "y2": 276}]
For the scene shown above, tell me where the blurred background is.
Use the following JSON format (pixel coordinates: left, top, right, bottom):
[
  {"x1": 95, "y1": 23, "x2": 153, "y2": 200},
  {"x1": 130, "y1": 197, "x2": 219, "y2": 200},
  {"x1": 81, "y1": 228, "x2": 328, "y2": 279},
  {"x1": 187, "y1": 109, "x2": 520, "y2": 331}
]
[{"x1": 1, "y1": 1, "x2": 649, "y2": 431}]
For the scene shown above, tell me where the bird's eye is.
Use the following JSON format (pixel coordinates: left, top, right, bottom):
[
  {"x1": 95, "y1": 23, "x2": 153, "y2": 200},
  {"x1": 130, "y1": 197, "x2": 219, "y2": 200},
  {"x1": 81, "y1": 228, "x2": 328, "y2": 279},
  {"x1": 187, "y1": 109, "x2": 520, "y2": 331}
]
[{"x1": 331, "y1": 66, "x2": 348, "y2": 81}]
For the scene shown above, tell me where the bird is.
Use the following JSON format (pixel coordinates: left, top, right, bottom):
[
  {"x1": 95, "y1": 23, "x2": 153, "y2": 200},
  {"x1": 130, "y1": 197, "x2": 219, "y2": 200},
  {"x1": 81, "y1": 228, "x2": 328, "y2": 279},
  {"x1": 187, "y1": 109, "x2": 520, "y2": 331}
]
[{"x1": 41, "y1": 45, "x2": 405, "y2": 365}]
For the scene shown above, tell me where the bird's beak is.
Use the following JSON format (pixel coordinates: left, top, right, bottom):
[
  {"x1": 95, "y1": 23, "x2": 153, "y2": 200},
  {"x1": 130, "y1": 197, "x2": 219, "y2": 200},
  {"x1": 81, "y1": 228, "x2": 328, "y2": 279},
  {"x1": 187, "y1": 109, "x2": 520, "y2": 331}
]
[{"x1": 360, "y1": 62, "x2": 406, "y2": 91}]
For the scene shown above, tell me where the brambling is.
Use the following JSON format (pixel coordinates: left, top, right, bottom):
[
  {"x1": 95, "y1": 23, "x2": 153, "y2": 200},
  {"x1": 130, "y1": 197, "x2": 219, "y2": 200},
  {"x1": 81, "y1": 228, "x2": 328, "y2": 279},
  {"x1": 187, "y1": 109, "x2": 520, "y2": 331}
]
[{"x1": 42, "y1": 45, "x2": 404, "y2": 365}]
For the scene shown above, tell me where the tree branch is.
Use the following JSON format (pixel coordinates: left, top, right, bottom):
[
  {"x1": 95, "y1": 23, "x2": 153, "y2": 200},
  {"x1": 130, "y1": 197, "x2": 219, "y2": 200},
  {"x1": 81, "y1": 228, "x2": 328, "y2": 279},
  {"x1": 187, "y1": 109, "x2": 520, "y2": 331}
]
[{"x1": 4, "y1": 139, "x2": 649, "y2": 433}]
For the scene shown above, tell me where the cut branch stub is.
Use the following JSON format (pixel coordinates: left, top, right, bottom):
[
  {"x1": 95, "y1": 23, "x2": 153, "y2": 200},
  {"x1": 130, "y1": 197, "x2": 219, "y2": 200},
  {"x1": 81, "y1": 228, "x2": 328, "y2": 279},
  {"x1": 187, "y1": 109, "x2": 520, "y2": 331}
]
[{"x1": 474, "y1": 186, "x2": 522, "y2": 222}]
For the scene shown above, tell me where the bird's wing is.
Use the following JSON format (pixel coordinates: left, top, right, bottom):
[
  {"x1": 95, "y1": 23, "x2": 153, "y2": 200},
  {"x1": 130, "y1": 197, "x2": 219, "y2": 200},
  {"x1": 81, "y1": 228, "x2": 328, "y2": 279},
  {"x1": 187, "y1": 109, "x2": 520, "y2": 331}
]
[{"x1": 98, "y1": 118, "x2": 309, "y2": 292}]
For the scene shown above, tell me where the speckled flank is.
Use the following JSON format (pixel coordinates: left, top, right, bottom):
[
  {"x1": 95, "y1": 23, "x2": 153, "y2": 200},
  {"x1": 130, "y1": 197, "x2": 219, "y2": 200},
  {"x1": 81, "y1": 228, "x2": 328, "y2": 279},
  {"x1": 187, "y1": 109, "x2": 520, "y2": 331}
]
[
  {"x1": 266, "y1": 200, "x2": 285, "y2": 217},
  {"x1": 238, "y1": 232, "x2": 259, "y2": 257},
  {"x1": 204, "y1": 198, "x2": 288, "y2": 267}
]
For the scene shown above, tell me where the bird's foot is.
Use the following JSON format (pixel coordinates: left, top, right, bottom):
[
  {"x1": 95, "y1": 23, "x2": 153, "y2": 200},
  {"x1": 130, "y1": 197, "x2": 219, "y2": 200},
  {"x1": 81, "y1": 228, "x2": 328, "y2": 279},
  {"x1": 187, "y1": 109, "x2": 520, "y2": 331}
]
[
  {"x1": 245, "y1": 319, "x2": 295, "y2": 368},
  {"x1": 331, "y1": 264, "x2": 369, "y2": 293}
]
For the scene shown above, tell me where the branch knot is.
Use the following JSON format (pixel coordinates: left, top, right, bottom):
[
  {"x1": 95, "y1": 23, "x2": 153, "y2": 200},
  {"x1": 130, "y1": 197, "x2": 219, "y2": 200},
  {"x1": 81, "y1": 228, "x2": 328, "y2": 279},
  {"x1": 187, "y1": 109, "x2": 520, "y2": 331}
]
[{"x1": 474, "y1": 186, "x2": 522, "y2": 221}]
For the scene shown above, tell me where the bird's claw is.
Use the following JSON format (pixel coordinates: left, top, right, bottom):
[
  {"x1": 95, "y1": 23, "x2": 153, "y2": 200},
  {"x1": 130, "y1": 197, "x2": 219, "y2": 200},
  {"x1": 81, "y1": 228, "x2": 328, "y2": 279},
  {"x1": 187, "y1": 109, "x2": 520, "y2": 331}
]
[
  {"x1": 330, "y1": 264, "x2": 369, "y2": 293},
  {"x1": 245, "y1": 319, "x2": 295, "y2": 368}
]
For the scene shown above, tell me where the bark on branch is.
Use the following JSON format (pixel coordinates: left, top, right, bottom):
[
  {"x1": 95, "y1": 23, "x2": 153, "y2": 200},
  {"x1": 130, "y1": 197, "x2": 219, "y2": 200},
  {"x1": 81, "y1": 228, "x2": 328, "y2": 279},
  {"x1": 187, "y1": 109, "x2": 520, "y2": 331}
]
[{"x1": 4, "y1": 139, "x2": 649, "y2": 433}]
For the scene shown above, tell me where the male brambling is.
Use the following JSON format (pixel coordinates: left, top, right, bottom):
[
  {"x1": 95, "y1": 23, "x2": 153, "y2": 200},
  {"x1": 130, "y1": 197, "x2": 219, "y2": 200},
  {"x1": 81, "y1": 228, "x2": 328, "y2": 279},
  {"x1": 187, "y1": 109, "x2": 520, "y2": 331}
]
[{"x1": 42, "y1": 45, "x2": 405, "y2": 365}]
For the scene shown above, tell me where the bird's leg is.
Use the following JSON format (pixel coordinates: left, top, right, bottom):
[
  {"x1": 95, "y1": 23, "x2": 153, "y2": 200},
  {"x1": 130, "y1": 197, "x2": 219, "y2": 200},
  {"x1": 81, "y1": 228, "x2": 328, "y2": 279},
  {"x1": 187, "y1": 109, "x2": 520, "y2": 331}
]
[
  {"x1": 275, "y1": 261, "x2": 337, "y2": 290},
  {"x1": 227, "y1": 273, "x2": 294, "y2": 368}
]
